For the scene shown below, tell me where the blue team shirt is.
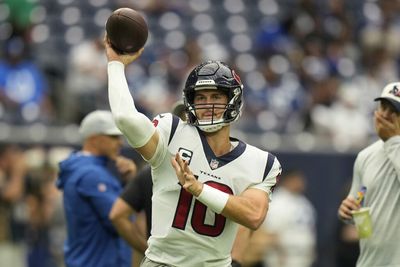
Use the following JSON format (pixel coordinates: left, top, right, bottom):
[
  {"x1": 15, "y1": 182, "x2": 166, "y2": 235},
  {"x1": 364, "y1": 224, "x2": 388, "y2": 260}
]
[{"x1": 56, "y1": 152, "x2": 131, "y2": 267}]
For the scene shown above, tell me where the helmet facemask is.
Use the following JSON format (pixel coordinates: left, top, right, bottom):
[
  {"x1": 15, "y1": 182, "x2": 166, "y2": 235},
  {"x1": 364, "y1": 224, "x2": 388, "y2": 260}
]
[{"x1": 187, "y1": 100, "x2": 232, "y2": 133}]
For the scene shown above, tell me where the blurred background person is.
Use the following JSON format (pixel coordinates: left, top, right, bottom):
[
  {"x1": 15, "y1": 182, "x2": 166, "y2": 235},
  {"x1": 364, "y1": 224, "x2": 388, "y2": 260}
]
[
  {"x1": 261, "y1": 170, "x2": 317, "y2": 267},
  {"x1": 338, "y1": 82, "x2": 400, "y2": 267},
  {"x1": 21, "y1": 145, "x2": 71, "y2": 267},
  {"x1": 0, "y1": 143, "x2": 27, "y2": 267},
  {"x1": 63, "y1": 35, "x2": 108, "y2": 123},
  {"x1": 56, "y1": 110, "x2": 137, "y2": 267},
  {"x1": 231, "y1": 225, "x2": 275, "y2": 267},
  {"x1": 334, "y1": 182, "x2": 359, "y2": 267},
  {"x1": 25, "y1": 166, "x2": 59, "y2": 267},
  {"x1": 0, "y1": 36, "x2": 53, "y2": 124}
]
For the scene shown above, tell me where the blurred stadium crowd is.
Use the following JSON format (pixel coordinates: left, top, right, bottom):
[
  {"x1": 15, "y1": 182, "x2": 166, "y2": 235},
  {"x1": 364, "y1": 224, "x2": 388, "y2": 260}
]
[
  {"x1": 1, "y1": 0, "x2": 400, "y2": 151},
  {"x1": 2, "y1": 0, "x2": 392, "y2": 266}
]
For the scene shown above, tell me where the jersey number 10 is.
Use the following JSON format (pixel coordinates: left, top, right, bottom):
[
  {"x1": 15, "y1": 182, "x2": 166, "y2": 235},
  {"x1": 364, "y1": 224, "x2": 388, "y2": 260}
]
[{"x1": 172, "y1": 181, "x2": 233, "y2": 237}]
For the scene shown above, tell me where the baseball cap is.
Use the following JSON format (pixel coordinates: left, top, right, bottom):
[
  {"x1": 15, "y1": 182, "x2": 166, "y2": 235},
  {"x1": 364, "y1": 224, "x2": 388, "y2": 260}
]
[
  {"x1": 79, "y1": 110, "x2": 122, "y2": 139},
  {"x1": 374, "y1": 82, "x2": 400, "y2": 112}
]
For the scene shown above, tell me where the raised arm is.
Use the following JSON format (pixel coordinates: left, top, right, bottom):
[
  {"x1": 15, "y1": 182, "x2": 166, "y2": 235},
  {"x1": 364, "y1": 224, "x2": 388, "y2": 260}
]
[{"x1": 104, "y1": 37, "x2": 159, "y2": 160}]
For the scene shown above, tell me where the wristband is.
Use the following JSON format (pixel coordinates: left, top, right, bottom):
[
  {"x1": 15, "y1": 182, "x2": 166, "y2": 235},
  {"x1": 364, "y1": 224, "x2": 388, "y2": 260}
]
[{"x1": 196, "y1": 184, "x2": 229, "y2": 214}]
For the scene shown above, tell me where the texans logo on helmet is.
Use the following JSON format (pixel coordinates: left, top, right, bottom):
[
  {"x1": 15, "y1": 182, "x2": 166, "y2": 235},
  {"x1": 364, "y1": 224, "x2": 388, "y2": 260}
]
[
  {"x1": 389, "y1": 85, "x2": 400, "y2": 97},
  {"x1": 232, "y1": 70, "x2": 242, "y2": 85}
]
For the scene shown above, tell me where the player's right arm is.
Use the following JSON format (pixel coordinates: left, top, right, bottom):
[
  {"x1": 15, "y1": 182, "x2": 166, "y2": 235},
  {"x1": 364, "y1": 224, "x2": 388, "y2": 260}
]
[
  {"x1": 338, "y1": 196, "x2": 359, "y2": 221},
  {"x1": 104, "y1": 37, "x2": 159, "y2": 161}
]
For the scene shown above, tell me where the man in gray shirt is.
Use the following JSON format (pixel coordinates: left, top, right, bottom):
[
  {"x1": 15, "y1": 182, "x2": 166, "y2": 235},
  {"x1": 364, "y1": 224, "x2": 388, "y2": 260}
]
[{"x1": 338, "y1": 82, "x2": 400, "y2": 267}]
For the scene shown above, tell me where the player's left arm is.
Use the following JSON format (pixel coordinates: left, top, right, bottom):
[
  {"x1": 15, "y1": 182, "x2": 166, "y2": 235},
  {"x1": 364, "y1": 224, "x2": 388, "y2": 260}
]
[
  {"x1": 222, "y1": 188, "x2": 269, "y2": 230},
  {"x1": 171, "y1": 153, "x2": 281, "y2": 230}
]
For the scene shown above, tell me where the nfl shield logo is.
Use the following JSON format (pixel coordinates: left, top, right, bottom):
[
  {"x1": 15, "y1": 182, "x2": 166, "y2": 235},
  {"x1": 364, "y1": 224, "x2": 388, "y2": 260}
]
[{"x1": 210, "y1": 159, "x2": 219, "y2": 170}]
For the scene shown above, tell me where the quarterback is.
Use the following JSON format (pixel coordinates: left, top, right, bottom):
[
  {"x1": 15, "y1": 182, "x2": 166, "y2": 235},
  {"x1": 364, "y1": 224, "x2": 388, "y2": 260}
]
[{"x1": 105, "y1": 39, "x2": 281, "y2": 267}]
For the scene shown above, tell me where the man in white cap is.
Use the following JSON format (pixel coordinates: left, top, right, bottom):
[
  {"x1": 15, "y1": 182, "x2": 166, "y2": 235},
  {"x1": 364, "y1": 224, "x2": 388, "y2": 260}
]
[
  {"x1": 56, "y1": 110, "x2": 141, "y2": 267},
  {"x1": 338, "y1": 82, "x2": 400, "y2": 267}
]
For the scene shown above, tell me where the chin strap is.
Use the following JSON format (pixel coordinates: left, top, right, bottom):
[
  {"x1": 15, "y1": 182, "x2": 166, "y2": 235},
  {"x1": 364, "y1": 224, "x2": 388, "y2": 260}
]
[{"x1": 198, "y1": 123, "x2": 224, "y2": 133}]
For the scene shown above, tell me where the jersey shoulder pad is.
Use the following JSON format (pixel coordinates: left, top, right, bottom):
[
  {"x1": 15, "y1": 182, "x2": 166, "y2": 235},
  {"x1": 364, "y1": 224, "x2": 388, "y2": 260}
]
[
  {"x1": 152, "y1": 112, "x2": 172, "y2": 128},
  {"x1": 152, "y1": 112, "x2": 181, "y2": 146}
]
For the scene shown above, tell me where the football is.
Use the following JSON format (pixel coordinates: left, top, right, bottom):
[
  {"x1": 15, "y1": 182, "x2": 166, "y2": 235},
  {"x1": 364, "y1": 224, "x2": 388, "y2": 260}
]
[{"x1": 105, "y1": 8, "x2": 148, "y2": 54}]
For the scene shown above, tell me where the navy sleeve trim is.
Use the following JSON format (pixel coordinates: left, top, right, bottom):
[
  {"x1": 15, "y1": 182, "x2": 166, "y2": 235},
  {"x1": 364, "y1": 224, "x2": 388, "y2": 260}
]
[
  {"x1": 263, "y1": 153, "x2": 275, "y2": 181},
  {"x1": 168, "y1": 115, "x2": 180, "y2": 145}
]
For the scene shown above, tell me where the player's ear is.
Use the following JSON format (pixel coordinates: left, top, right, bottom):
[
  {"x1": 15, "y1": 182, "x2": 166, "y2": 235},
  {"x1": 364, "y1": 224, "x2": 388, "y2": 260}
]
[
  {"x1": 103, "y1": 32, "x2": 110, "y2": 44},
  {"x1": 136, "y1": 47, "x2": 145, "y2": 56}
]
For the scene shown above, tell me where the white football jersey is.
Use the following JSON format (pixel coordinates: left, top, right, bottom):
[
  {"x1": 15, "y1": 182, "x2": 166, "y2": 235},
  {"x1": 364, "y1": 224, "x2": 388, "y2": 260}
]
[{"x1": 145, "y1": 113, "x2": 281, "y2": 267}]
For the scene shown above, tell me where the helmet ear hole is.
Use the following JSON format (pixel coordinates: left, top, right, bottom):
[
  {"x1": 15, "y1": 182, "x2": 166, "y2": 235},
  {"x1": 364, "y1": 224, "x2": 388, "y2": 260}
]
[{"x1": 230, "y1": 110, "x2": 238, "y2": 119}]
